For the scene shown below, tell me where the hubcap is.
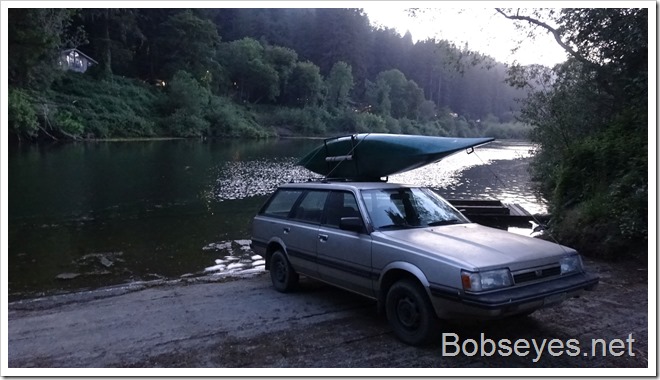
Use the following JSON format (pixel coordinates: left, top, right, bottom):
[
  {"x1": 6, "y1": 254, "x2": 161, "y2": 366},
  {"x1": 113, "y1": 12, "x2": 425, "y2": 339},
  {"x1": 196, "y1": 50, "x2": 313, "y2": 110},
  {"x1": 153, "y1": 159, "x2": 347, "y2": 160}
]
[
  {"x1": 396, "y1": 296, "x2": 420, "y2": 329},
  {"x1": 274, "y1": 259, "x2": 286, "y2": 282}
]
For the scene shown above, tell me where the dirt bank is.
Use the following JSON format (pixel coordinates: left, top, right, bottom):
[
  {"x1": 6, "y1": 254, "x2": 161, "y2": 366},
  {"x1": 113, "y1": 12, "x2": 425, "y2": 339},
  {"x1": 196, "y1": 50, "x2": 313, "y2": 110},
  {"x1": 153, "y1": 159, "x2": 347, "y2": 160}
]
[{"x1": 6, "y1": 257, "x2": 648, "y2": 370}]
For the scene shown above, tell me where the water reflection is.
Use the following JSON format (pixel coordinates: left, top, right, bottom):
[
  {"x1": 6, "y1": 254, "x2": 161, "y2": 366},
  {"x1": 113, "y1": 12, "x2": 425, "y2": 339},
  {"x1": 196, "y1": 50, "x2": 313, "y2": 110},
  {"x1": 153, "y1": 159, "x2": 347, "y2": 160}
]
[
  {"x1": 202, "y1": 240, "x2": 265, "y2": 276},
  {"x1": 211, "y1": 158, "x2": 321, "y2": 201}
]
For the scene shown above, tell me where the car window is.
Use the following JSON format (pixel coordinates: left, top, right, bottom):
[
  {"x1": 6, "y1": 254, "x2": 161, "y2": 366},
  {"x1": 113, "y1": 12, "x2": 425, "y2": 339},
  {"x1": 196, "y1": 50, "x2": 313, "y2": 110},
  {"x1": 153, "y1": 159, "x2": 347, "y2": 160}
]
[
  {"x1": 361, "y1": 187, "x2": 468, "y2": 230},
  {"x1": 323, "y1": 191, "x2": 361, "y2": 228},
  {"x1": 262, "y1": 189, "x2": 303, "y2": 218},
  {"x1": 291, "y1": 190, "x2": 328, "y2": 224}
]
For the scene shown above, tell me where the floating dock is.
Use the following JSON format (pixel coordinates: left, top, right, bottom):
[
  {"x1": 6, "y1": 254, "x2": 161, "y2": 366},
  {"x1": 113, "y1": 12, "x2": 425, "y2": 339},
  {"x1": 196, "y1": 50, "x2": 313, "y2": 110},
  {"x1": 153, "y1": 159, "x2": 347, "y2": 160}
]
[{"x1": 446, "y1": 199, "x2": 547, "y2": 230}]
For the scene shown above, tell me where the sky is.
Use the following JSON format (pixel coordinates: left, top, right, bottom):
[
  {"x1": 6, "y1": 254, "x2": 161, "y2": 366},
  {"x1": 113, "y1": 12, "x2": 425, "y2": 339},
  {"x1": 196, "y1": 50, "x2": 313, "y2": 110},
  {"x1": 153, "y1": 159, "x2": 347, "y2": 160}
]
[{"x1": 362, "y1": 6, "x2": 569, "y2": 67}]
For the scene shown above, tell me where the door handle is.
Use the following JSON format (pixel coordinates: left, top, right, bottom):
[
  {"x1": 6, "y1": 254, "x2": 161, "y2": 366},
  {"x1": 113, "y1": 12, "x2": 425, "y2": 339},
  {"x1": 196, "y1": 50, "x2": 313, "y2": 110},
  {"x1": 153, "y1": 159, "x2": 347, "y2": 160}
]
[
  {"x1": 318, "y1": 234, "x2": 328, "y2": 242},
  {"x1": 283, "y1": 227, "x2": 290, "y2": 234}
]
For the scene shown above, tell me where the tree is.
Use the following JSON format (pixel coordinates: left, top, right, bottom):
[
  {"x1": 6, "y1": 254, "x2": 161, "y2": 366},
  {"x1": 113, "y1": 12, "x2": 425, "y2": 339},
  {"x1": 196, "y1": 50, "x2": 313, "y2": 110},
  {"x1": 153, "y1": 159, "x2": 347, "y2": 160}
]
[
  {"x1": 497, "y1": 8, "x2": 648, "y2": 259},
  {"x1": 286, "y1": 61, "x2": 323, "y2": 107},
  {"x1": 365, "y1": 78, "x2": 391, "y2": 116},
  {"x1": 220, "y1": 38, "x2": 279, "y2": 103},
  {"x1": 162, "y1": 70, "x2": 211, "y2": 137},
  {"x1": 8, "y1": 8, "x2": 84, "y2": 89},
  {"x1": 265, "y1": 45, "x2": 298, "y2": 103},
  {"x1": 79, "y1": 9, "x2": 145, "y2": 78},
  {"x1": 151, "y1": 10, "x2": 222, "y2": 82},
  {"x1": 372, "y1": 69, "x2": 425, "y2": 119},
  {"x1": 326, "y1": 61, "x2": 354, "y2": 109}
]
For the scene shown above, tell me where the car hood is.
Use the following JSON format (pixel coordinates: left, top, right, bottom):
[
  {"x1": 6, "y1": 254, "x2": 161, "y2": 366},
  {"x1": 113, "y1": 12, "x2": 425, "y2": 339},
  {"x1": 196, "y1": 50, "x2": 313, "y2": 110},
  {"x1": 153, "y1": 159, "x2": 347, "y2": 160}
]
[{"x1": 377, "y1": 223, "x2": 575, "y2": 271}]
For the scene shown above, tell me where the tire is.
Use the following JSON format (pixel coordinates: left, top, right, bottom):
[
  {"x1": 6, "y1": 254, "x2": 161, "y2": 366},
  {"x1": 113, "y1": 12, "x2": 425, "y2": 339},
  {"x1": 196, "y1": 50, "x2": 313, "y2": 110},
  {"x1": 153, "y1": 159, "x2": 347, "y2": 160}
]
[
  {"x1": 270, "y1": 250, "x2": 299, "y2": 292},
  {"x1": 385, "y1": 279, "x2": 440, "y2": 346}
]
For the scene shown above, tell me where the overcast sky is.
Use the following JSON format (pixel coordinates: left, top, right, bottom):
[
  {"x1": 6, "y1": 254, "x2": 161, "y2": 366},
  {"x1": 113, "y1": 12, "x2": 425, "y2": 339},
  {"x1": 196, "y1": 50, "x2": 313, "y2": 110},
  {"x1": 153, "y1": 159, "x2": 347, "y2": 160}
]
[{"x1": 362, "y1": 6, "x2": 568, "y2": 67}]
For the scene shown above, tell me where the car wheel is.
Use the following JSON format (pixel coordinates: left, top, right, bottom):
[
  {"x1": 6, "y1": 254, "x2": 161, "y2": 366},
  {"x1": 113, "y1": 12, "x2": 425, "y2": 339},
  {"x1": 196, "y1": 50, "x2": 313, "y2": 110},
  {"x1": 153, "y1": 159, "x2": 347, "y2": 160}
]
[
  {"x1": 270, "y1": 250, "x2": 299, "y2": 292},
  {"x1": 385, "y1": 279, "x2": 440, "y2": 346}
]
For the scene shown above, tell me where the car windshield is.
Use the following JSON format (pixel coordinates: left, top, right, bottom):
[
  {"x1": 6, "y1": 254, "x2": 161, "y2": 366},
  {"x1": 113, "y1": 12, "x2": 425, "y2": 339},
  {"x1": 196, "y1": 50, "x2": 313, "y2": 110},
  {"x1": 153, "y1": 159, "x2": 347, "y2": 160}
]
[{"x1": 361, "y1": 187, "x2": 469, "y2": 230}]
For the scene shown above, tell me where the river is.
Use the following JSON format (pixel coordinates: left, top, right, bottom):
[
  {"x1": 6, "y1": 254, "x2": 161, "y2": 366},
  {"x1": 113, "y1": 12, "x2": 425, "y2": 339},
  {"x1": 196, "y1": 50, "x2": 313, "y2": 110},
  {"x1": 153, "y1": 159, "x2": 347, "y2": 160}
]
[{"x1": 8, "y1": 138, "x2": 546, "y2": 300}]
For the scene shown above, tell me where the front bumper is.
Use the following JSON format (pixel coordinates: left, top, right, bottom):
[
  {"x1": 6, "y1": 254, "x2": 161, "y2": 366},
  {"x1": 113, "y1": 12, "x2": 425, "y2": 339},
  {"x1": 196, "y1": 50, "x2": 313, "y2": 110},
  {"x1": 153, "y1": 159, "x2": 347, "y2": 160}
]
[{"x1": 429, "y1": 272, "x2": 599, "y2": 319}]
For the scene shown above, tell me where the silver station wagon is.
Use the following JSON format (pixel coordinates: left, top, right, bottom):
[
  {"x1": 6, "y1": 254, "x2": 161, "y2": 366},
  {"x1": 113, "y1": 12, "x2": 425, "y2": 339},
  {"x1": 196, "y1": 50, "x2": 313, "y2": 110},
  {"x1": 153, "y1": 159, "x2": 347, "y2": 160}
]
[{"x1": 251, "y1": 181, "x2": 599, "y2": 345}]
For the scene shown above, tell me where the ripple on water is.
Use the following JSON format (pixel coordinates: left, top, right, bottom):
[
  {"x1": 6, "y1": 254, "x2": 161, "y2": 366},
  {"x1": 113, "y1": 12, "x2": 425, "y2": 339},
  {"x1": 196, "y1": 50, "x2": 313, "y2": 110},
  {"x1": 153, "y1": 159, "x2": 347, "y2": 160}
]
[{"x1": 210, "y1": 158, "x2": 321, "y2": 201}]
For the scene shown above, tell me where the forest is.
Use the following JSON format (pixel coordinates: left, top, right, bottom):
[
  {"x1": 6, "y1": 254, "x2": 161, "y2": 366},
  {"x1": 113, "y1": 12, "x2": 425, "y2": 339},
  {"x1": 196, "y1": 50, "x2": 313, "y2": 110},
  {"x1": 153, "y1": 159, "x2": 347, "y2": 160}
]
[
  {"x1": 8, "y1": 8, "x2": 531, "y2": 141},
  {"x1": 7, "y1": 8, "x2": 648, "y2": 261}
]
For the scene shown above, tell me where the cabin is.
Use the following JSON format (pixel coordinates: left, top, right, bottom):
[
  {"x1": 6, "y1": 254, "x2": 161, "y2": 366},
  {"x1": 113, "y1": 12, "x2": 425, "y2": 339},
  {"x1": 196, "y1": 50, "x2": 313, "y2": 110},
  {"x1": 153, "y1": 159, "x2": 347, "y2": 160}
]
[{"x1": 59, "y1": 49, "x2": 98, "y2": 73}]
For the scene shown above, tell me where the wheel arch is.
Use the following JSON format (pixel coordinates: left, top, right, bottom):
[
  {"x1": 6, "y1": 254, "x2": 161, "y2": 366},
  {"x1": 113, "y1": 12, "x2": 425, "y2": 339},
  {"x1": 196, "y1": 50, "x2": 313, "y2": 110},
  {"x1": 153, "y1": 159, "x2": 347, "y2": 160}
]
[
  {"x1": 264, "y1": 238, "x2": 286, "y2": 270},
  {"x1": 377, "y1": 262, "x2": 431, "y2": 308}
]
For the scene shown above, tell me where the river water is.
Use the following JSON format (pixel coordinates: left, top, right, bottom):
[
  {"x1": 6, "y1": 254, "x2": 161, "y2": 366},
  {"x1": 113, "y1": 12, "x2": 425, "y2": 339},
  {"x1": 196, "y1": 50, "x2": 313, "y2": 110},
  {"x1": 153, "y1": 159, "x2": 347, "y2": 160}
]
[{"x1": 8, "y1": 138, "x2": 546, "y2": 300}]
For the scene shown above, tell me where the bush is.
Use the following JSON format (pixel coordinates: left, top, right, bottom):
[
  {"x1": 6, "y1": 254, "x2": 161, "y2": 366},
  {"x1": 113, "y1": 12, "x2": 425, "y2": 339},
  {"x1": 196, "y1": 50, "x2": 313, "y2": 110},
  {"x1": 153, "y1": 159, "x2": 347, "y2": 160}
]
[
  {"x1": 257, "y1": 106, "x2": 328, "y2": 135},
  {"x1": 165, "y1": 109, "x2": 210, "y2": 137},
  {"x1": 48, "y1": 72, "x2": 159, "y2": 138},
  {"x1": 8, "y1": 88, "x2": 39, "y2": 139},
  {"x1": 482, "y1": 121, "x2": 533, "y2": 139},
  {"x1": 54, "y1": 109, "x2": 84, "y2": 137},
  {"x1": 206, "y1": 96, "x2": 272, "y2": 138},
  {"x1": 537, "y1": 121, "x2": 647, "y2": 261},
  {"x1": 384, "y1": 116, "x2": 401, "y2": 134},
  {"x1": 355, "y1": 113, "x2": 387, "y2": 133}
]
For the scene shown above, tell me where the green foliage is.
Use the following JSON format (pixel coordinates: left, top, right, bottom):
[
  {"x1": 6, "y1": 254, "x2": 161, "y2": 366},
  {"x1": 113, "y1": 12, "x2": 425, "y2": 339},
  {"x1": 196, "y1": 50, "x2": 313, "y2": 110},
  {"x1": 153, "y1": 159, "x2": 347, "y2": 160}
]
[
  {"x1": 355, "y1": 113, "x2": 387, "y2": 133},
  {"x1": 365, "y1": 78, "x2": 391, "y2": 116},
  {"x1": 8, "y1": 89, "x2": 40, "y2": 139},
  {"x1": 366, "y1": 69, "x2": 425, "y2": 119},
  {"x1": 221, "y1": 38, "x2": 280, "y2": 103},
  {"x1": 160, "y1": 70, "x2": 212, "y2": 137},
  {"x1": 480, "y1": 114, "x2": 533, "y2": 139},
  {"x1": 326, "y1": 61, "x2": 354, "y2": 109},
  {"x1": 165, "y1": 109, "x2": 209, "y2": 137},
  {"x1": 49, "y1": 72, "x2": 158, "y2": 138},
  {"x1": 265, "y1": 45, "x2": 298, "y2": 97},
  {"x1": 206, "y1": 96, "x2": 272, "y2": 138},
  {"x1": 543, "y1": 122, "x2": 647, "y2": 260},
  {"x1": 155, "y1": 10, "x2": 221, "y2": 81},
  {"x1": 53, "y1": 110, "x2": 84, "y2": 137},
  {"x1": 508, "y1": 8, "x2": 648, "y2": 260},
  {"x1": 8, "y1": 8, "x2": 83, "y2": 90},
  {"x1": 9, "y1": 8, "x2": 543, "y2": 141},
  {"x1": 286, "y1": 61, "x2": 323, "y2": 107},
  {"x1": 257, "y1": 106, "x2": 329, "y2": 135},
  {"x1": 165, "y1": 70, "x2": 210, "y2": 113},
  {"x1": 418, "y1": 100, "x2": 436, "y2": 122},
  {"x1": 384, "y1": 116, "x2": 402, "y2": 134}
]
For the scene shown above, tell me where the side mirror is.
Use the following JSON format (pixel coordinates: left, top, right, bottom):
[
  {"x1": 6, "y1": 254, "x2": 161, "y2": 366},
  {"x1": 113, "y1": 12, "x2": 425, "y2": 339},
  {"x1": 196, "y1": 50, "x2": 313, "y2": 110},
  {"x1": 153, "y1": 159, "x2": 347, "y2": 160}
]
[{"x1": 339, "y1": 216, "x2": 365, "y2": 233}]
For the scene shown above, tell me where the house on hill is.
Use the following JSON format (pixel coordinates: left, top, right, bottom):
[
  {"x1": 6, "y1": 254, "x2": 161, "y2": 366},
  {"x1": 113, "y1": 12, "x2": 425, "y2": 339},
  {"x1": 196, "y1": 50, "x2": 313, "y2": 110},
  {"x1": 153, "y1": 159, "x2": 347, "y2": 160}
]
[{"x1": 59, "y1": 48, "x2": 98, "y2": 73}]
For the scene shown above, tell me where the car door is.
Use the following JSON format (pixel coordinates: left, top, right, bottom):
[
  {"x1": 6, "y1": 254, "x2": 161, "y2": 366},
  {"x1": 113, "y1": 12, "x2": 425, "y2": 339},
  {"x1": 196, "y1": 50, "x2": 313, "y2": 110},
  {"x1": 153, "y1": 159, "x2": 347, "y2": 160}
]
[
  {"x1": 317, "y1": 190, "x2": 374, "y2": 297},
  {"x1": 283, "y1": 189, "x2": 329, "y2": 278}
]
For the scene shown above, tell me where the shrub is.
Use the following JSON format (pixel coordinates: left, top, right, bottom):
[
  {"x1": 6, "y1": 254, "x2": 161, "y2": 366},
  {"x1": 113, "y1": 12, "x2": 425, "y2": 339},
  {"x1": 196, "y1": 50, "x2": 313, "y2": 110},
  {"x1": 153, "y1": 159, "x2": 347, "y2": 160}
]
[
  {"x1": 8, "y1": 88, "x2": 39, "y2": 139},
  {"x1": 355, "y1": 113, "x2": 387, "y2": 133},
  {"x1": 257, "y1": 106, "x2": 328, "y2": 135},
  {"x1": 54, "y1": 109, "x2": 84, "y2": 137},
  {"x1": 165, "y1": 109, "x2": 209, "y2": 137},
  {"x1": 206, "y1": 96, "x2": 272, "y2": 138}
]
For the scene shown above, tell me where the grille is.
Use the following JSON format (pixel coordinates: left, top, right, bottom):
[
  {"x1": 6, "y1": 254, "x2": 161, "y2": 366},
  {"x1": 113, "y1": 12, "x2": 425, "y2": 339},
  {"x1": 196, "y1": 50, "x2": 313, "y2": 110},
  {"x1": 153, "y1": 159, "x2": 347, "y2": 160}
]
[{"x1": 513, "y1": 266, "x2": 561, "y2": 284}]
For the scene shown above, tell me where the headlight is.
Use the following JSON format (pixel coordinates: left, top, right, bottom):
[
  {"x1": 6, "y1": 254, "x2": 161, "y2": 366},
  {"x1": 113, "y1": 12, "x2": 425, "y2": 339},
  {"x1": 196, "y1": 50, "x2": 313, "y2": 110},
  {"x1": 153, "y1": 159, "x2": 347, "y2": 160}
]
[
  {"x1": 559, "y1": 255, "x2": 582, "y2": 275},
  {"x1": 461, "y1": 269, "x2": 512, "y2": 292}
]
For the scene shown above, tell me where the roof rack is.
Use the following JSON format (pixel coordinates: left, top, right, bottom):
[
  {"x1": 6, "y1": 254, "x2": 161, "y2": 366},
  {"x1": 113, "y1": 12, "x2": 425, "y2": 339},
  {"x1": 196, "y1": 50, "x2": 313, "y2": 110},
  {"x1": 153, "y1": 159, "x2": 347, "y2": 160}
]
[{"x1": 288, "y1": 176, "x2": 389, "y2": 184}]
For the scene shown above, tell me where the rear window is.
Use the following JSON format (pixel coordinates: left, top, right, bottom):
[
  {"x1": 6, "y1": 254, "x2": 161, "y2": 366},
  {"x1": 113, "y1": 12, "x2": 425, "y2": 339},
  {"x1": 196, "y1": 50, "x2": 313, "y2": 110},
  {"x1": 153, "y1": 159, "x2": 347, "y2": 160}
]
[
  {"x1": 262, "y1": 189, "x2": 303, "y2": 218},
  {"x1": 291, "y1": 191, "x2": 328, "y2": 224}
]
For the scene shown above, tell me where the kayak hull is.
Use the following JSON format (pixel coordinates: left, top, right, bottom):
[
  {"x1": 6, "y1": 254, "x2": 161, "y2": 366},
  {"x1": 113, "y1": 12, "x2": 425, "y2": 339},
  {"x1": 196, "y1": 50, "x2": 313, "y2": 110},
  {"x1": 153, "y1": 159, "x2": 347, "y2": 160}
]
[{"x1": 297, "y1": 133, "x2": 494, "y2": 180}]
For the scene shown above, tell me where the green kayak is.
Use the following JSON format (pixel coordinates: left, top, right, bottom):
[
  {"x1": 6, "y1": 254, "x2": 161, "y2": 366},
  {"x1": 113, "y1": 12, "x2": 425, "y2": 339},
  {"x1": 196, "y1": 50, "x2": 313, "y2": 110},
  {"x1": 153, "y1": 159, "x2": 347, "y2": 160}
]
[{"x1": 297, "y1": 133, "x2": 494, "y2": 180}]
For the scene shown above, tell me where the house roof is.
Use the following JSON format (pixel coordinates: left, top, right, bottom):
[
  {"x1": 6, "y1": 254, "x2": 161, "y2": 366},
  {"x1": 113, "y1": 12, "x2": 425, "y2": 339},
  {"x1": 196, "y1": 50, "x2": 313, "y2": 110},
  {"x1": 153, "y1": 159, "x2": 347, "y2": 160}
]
[{"x1": 61, "y1": 48, "x2": 99, "y2": 64}]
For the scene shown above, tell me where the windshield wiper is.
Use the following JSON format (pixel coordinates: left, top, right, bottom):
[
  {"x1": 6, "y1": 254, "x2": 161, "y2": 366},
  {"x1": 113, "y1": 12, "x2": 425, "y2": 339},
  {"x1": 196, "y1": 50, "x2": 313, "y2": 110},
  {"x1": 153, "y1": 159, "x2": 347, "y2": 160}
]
[
  {"x1": 427, "y1": 219, "x2": 463, "y2": 227},
  {"x1": 378, "y1": 224, "x2": 415, "y2": 230}
]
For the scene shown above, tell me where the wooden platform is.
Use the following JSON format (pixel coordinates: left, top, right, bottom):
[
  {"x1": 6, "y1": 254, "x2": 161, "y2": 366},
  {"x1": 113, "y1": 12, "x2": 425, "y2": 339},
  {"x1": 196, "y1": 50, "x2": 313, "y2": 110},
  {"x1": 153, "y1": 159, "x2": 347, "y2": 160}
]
[{"x1": 446, "y1": 199, "x2": 545, "y2": 229}]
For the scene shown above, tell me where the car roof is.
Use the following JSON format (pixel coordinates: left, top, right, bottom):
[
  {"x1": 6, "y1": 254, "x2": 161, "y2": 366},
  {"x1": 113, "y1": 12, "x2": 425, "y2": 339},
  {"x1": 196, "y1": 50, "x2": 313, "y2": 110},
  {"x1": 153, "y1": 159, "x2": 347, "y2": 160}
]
[{"x1": 277, "y1": 181, "x2": 416, "y2": 192}]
